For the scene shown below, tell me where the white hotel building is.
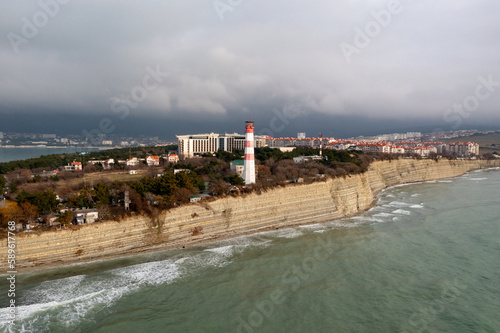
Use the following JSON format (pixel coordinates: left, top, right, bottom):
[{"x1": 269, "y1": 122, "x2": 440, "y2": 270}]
[{"x1": 177, "y1": 132, "x2": 266, "y2": 158}]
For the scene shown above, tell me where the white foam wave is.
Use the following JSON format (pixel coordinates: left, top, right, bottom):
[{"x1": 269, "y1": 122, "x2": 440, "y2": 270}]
[
  {"x1": 298, "y1": 223, "x2": 325, "y2": 231},
  {"x1": 411, "y1": 193, "x2": 421, "y2": 197},
  {"x1": 1, "y1": 286, "x2": 130, "y2": 332},
  {"x1": 271, "y1": 228, "x2": 304, "y2": 239},
  {"x1": 438, "y1": 180, "x2": 453, "y2": 183},
  {"x1": 393, "y1": 209, "x2": 411, "y2": 215},
  {"x1": 387, "y1": 201, "x2": 412, "y2": 207},
  {"x1": 204, "y1": 244, "x2": 235, "y2": 255},
  {"x1": 410, "y1": 204, "x2": 424, "y2": 209},
  {"x1": 12, "y1": 239, "x2": 262, "y2": 331},
  {"x1": 470, "y1": 178, "x2": 487, "y2": 181},
  {"x1": 352, "y1": 216, "x2": 384, "y2": 223},
  {"x1": 373, "y1": 212, "x2": 394, "y2": 218}
]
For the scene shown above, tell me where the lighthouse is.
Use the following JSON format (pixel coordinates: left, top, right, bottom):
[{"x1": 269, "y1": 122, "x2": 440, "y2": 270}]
[{"x1": 243, "y1": 121, "x2": 256, "y2": 185}]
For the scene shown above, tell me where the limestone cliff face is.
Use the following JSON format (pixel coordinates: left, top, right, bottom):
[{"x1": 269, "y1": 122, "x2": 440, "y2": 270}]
[{"x1": 2, "y1": 159, "x2": 499, "y2": 269}]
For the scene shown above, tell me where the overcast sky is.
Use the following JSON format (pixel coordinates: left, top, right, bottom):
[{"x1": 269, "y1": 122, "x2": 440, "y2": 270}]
[{"x1": 1, "y1": 0, "x2": 499, "y2": 138}]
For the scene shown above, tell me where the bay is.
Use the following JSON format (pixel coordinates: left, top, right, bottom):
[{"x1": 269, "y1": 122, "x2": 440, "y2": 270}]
[{"x1": 0, "y1": 147, "x2": 102, "y2": 163}]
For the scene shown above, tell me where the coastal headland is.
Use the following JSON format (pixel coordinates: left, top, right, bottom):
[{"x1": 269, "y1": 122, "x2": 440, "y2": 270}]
[{"x1": 2, "y1": 159, "x2": 499, "y2": 271}]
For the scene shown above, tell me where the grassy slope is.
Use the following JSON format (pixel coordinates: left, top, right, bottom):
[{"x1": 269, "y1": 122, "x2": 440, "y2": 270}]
[{"x1": 19, "y1": 170, "x2": 150, "y2": 194}]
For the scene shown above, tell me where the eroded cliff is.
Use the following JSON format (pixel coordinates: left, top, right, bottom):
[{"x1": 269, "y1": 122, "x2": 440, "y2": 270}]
[{"x1": 2, "y1": 159, "x2": 499, "y2": 270}]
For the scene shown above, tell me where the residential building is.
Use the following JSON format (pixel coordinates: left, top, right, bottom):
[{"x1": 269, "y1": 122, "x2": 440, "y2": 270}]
[
  {"x1": 293, "y1": 156, "x2": 323, "y2": 163},
  {"x1": 146, "y1": 155, "x2": 160, "y2": 166},
  {"x1": 64, "y1": 161, "x2": 82, "y2": 172},
  {"x1": 74, "y1": 209, "x2": 99, "y2": 224},
  {"x1": 230, "y1": 160, "x2": 245, "y2": 177},
  {"x1": 446, "y1": 142, "x2": 479, "y2": 156},
  {"x1": 126, "y1": 157, "x2": 140, "y2": 166},
  {"x1": 174, "y1": 169, "x2": 191, "y2": 174},
  {"x1": 165, "y1": 152, "x2": 179, "y2": 163}
]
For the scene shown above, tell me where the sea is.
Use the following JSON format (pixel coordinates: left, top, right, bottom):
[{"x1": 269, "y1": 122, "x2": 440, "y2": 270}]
[
  {"x1": 1, "y1": 168, "x2": 499, "y2": 333},
  {"x1": 0, "y1": 147, "x2": 102, "y2": 163}
]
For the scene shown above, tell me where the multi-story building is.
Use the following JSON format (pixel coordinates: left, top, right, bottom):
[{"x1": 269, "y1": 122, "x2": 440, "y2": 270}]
[
  {"x1": 177, "y1": 133, "x2": 266, "y2": 158},
  {"x1": 446, "y1": 142, "x2": 479, "y2": 157}
]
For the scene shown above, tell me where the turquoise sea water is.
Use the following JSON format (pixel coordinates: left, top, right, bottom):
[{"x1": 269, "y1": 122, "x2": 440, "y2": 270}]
[
  {"x1": 1, "y1": 168, "x2": 499, "y2": 332},
  {"x1": 0, "y1": 148, "x2": 101, "y2": 163}
]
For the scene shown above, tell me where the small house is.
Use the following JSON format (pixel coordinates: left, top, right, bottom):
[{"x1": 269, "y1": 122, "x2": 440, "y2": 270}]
[
  {"x1": 189, "y1": 195, "x2": 201, "y2": 203},
  {"x1": 126, "y1": 157, "x2": 140, "y2": 166},
  {"x1": 73, "y1": 209, "x2": 99, "y2": 224},
  {"x1": 230, "y1": 160, "x2": 245, "y2": 177},
  {"x1": 146, "y1": 155, "x2": 160, "y2": 166}
]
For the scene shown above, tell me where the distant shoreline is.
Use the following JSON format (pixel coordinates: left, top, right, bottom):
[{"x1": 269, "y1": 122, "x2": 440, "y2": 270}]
[{"x1": 0, "y1": 145, "x2": 110, "y2": 149}]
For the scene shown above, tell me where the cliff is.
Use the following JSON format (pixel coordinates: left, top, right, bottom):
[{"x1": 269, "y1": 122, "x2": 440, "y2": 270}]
[{"x1": 2, "y1": 159, "x2": 499, "y2": 270}]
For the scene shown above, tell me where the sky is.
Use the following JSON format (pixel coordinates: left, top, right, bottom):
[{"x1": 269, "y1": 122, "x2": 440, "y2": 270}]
[{"x1": 1, "y1": 0, "x2": 499, "y2": 139}]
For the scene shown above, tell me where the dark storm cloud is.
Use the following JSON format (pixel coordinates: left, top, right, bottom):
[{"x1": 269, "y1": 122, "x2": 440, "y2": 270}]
[{"x1": 1, "y1": 0, "x2": 499, "y2": 135}]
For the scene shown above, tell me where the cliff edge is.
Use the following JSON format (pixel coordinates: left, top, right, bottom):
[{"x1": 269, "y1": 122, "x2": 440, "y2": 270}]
[{"x1": 2, "y1": 159, "x2": 499, "y2": 270}]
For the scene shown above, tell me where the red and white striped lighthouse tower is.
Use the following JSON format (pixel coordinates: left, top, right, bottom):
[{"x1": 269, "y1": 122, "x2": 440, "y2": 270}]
[{"x1": 243, "y1": 121, "x2": 256, "y2": 185}]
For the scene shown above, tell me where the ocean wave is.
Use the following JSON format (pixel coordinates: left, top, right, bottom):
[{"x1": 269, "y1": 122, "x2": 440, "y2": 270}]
[
  {"x1": 352, "y1": 216, "x2": 384, "y2": 223},
  {"x1": 373, "y1": 212, "x2": 394, "y2": 218},
  {"x1": 469, "y1": 177, "x2": 487, "y2": 181},
  {"x1": 204, "y1": 244, "x2": 236, "y2": 255},
  {"x1": 270, "y1": 228, "x2": 304, "y2": 239},
  {"x1": 298, "y1": 223, "x2": 324, "y2": 230},
  {"x1": 387, "y1": 201, "x2": 413, "y2": 207},
  {"x1": 410, "y1": 204, "x2": 424, "y2": 209},
  {"x1": 393, "y1": 209, "x2": 411, "y2": 215},
  {"x1": 10, "y1": 239, "x2": 264, "y2": 331},
  {"x1": 1, "y1": 286, "x2": 131, "y2": 332}
]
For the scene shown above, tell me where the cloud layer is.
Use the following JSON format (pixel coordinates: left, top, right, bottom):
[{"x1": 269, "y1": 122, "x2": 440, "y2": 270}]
[{"x1": 1, "y1": 0, "x2": 499, "y2": 135}]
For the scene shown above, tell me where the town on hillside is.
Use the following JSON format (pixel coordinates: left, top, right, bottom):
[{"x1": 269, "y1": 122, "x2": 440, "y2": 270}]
[{"x1": 1, "y1": 126, "x2": 499, "y2": 236}]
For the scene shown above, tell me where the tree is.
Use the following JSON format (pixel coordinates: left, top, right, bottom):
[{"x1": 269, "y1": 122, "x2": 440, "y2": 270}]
[
  {"x1": 67, "y1": 188, "x2": 94, "y2": 208},
  {"x1": 16, "y1": 190, "x2": 59, "y2": 213},
  {"x1": 0, "y1": 174, "x2": 5, "y2": 193},
  {"x1": 9, "y1": 183, "x2": 17, "y2": 194},
  {"x1": 224, "y1": 174, "x2": 244, "y2": 186},
  {"x1": 19, "y1": 202, "x2": 39, "y2": 223},
  {"x1": 0, "y1": 202, "x2": 22, "y2": 228},
  {"x1": 57, "y1": 211, "x2": 73, "y2": 226},
  {"x1": 92, "y1": 182, "x2": 110, "y2": 206},
  {"x1": 208, "y1": 179, "x2": 229, "y2": 196}
]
